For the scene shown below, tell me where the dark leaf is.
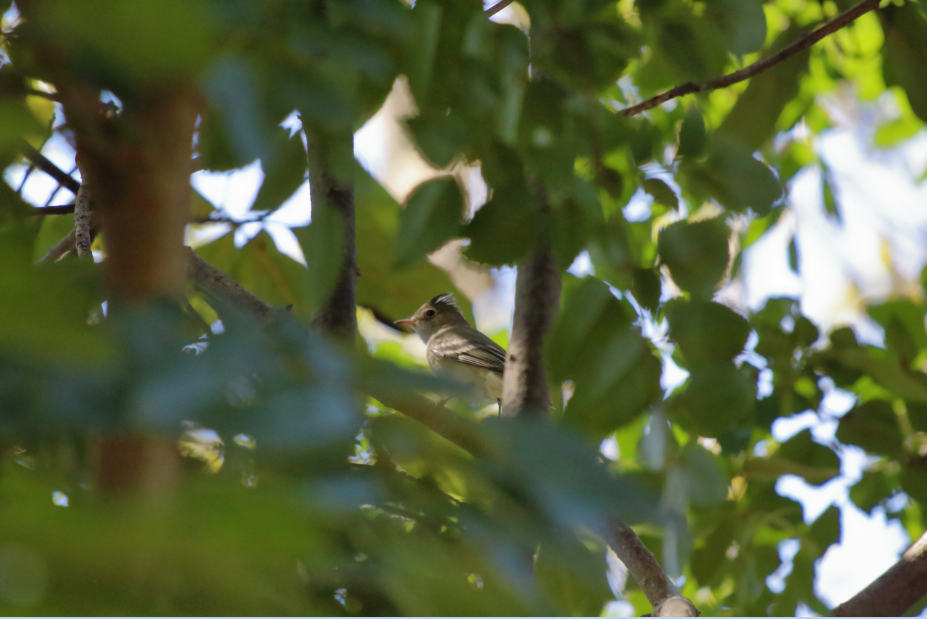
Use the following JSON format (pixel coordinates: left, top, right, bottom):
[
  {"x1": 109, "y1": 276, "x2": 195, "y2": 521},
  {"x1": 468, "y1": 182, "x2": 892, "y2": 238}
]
[
  {"x1": 395, "y1": 177, "x2": 464, "y2": 268},
  {"x1": 665, "y1": 300, "x2": 750, "y2": 368},
  {"x1": 657, "y1": 217, "x2": 729, "y2": 299}
]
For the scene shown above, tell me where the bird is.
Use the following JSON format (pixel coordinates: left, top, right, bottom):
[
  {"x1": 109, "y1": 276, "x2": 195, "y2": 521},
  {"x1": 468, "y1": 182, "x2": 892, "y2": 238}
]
[{"x1": 395, "y1": 293, "x2": 506, "y2": 407}]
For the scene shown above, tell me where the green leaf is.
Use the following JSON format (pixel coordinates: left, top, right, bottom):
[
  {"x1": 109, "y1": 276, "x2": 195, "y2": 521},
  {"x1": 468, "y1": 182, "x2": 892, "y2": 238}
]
[
  {"x1": 665, "y1": 300, "x2": 750, "y2": 368},
  {"x1": 195, "y1": 231, "x2": 315, "y2": 320},
  {"x1": 535, "y1": 538, "x2": 613, "y2": 616},
  {"x1": 881, "y1": 3, "x2": 927, "y2": 123},
  {"x1": 252, "y1": 132, "x2": 307, "y2": 214},
  {"x1": 704, "y1": 0, "x2": 766, "y2": 55},
  {"x1": 669, "y1": 363, "x2": 755, "y2": 437},
  {"x1": 549, "y1": 279, "x2": 662, "y2": 437},
  {"x1": 657, "y1": 217, "x2": 729, "y2": 299},
  {"x1": 691, "y1": 520, "x2": 737, "y2": 587},
  {"x1": 836, "y1": 400, "x2": 904, "y2": 458},
  {"x1": 631, "y1": 267, "x2": 662, "y2": 313},
  {"x1": 684, "y1": 138, "x2": 783, "y2": 215},
  {"x1": 777, "y1": 430, "x2": 840, "y2": 485},
  {"x1": 642, "y1": 178, "x2": 678, "y2": 210},
  {"x1": 32, "y1": 214, "x2": 75, "y2": 262},
  {"x1": 868, "y1": 300, "x2": 927, "y2": 355},
  {"x1": 394, "y1": 177, "x2": 464, "y2": 268},
  {"x1": 678, "y1": 105, "x2": 706, "y2": 159},
  {"x1": 37, "y1": 0, "x2": 216, "y2": 85},
  {"x1": 292, "y1": 202, "x2": 345, "y2": 317},
  {"x1": 788, "y1": 235, "x2": 799, "y2": 272},
  {"x1": 850, "y1": 470, "x2": 895, "y2": 514},
  {"x1": 406, "y1": 110, "x2": 469, "y2": 169},
  {"x1": 546, "y1": 277, "x2": 634, "y2": 383},
  {"x1": 353, "y1": 173, "x2": 467, "y2": 324},
  {"x1": 465, "y1": 185, "x2": 540, "y2": 266},
  {"x1": 681, "y1": 443, "x2": 728, "y2": 509},
  {"x1": 716, "y1": 26, "x2": 808, "y2": 152},
  {"x1": 808, "y1": 505, "x2": 841, "y2": 553},
  {"x1": 900, "y1": 457, "x2": 927, "y2": 509},
  {"x1": 822, "y1": 170, "x2": 841, "y2": 223},
  {"x1": 657, "y1": 17, "x2": 728, "y2": 82}
]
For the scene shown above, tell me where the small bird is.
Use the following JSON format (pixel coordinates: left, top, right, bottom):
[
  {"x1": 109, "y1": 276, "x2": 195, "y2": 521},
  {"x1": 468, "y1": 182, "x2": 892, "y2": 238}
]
[{"x1": 395, "y1": 293, "x2": 506, "y2": 406}]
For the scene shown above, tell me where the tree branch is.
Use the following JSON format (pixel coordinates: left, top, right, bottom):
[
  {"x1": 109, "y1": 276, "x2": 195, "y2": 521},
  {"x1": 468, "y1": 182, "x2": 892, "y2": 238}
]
[
  {"x1": 828, "y1": 528, "x2": 927, "y2": 617},
  {"x1": 605, "y1": 518, "x2": 690, "y2": 612},
  {"x1": 73, "y1": 180, "x2": 92, "y2": 257},
  {"x1": 185, "y1": 247, "x2": 283, "y2": 327},
  {"x1": 619, "y1": 0, "x2": 881, "y2": 117},
  {"x1": 485, "y1": 0, "x2": 515, "y2": 17},
  {"x1": 31, "y1": 203, "x2": 76, "y2": 215},
  {"x1": 500, "y1": 184, "x2": 559, "y2": 419},
  {"x1": 19, "y1": 140, "x2": 81, "y2": 194},
  {"x1": 306, "y1": 132, "x2": 358, "y2": 342}
]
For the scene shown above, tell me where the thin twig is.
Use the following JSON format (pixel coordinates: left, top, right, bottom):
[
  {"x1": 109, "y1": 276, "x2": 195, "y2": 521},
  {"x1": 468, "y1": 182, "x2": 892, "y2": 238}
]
[
  {"x1": 185, "y1": 248, "x2": 283, "y2": 326},
  {"x1": 620, "y1": 0, "x2": 881, "y2": 117},
  {"x1": 25, "y1": 87, "x2": 59, "y2": 101},
  {"x1": 31, "y1": 204, "x2": 75, "y2": 215},
  {"x1": 18, "y1": 140, "x2": 81, "y2": 194},
  {"x1": 73, "y1": 181, "x2": 92, "y2": 257},
  {"x1": 36, "y1": 228, "x2": 77, "y2": 263},
  {"x1": 485, "y1": 0, "x2": 515, "y2": 17}
]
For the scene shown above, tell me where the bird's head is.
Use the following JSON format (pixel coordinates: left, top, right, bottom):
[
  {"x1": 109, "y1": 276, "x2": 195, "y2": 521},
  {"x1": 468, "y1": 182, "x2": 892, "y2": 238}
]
[{"x1": 395, "y1": 293, "x2": 469, "y2": 342}]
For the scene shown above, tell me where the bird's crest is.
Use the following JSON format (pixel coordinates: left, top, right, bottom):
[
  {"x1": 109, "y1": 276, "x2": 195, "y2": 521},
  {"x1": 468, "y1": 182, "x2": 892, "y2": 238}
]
[{"x1": 429, "y1": 292, "x2": 463, "y2": 316}]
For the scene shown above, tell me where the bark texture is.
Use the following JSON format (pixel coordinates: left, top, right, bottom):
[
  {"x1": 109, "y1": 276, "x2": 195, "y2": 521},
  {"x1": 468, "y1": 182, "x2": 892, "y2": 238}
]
[
  {"x1": 829, "y1": 528, "x2": 927, "y2": 617},
  {"x1": 307, "y1": 134, "x2": 358, "y2": 342}
]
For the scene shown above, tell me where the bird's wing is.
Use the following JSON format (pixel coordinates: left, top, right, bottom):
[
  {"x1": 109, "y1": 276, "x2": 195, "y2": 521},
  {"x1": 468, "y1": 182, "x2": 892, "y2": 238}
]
[{"x1": 429, "y1": 329, "x2": 506, "y2": 374}]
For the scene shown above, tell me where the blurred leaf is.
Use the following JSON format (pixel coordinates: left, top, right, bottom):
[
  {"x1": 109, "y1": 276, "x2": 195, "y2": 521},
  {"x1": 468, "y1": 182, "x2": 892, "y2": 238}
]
[
  {"x1": 669, "y1": 363, "x2": 755, "y2": 437},
  {"x1": 665, "y1": 300, "x2": 750, "y2": 368},
  {"x1": 681, "y1": 443, "x2": 728, "y2": 509},
  {"x1": 481, "y1": 418, "x2": 660, "y2": 529},
  {"x1": 293, "y1": 201, "x2": 345, "y2": 317},
  {"x1": 407, "y1": 110, "x2": 469, "y2": 169},
  {"x1": 704, "y1": 0, "x2": 766, "y2": 55},
  {"x1": 252, "y1": 132, "x2": 306, "y2": 214},
  {"x1": 657, "y1": 17, "x2": 727, "y2": 82},
  {"x1": 836, "y1": 399, "x2": 903, "y2": 458},
  {"x1": 808, "y1": 505, "x2": 840, "y2": 553},
  {"x1": 684, "y1": 138, "x2": 783, "y2": 215},
  {"x1": 395, "y1": 177, "x2": 464, "y2": 268},
  {"x1": 31, "y1": 214, "x2": 75, "y2": 262},
  {"x1": 868, "y1": 300, "x2": 927, "y2": 357},
  {"x1": 203, "y1": 57, "x2": 275, "y2": 164},
  {"x1": 35, "y1": 0, "x2": 216, "y2": 87},
  {"x1": 822, "y1": 171, "x2": 841, "y2": 222},
  {"x1": 353, "y1": 172, "x2": 466, "y2": 323},
  {"x1": 716, "y1": 27, "x2": 809, "y2": 151},
  {"x1": 900, "y1": 457, "x2": 927, "y2": 509},
  {"x1": 465, "y1": 185, "x2": 539, "y2": 266},
  {"x1": 547, "y1": 276, "x2": 633, "y2": 383},
  {"x1": 642, "y1": 178, "x2": 678, "y2": 210},
  {"x1": 881, "y1": 3, "x2": 927, "y2": 123},
  {"x1": 657, "y1": 217, "x2": 729, "y2": 299},
  {"x1": 631, "y1": 267, "x2": 662, "y2": 313},
  {"x1": 777, "y1": 430, "x2": 840, "y2": 485},
  {"x1": 196, "y1": 231, "x2": 316, "y2": 320},
  {"x1": 850, "y1": 470, "x2": 894, "y2": 514},
  {"x1": 678, "y1": 105, "x2": 706, "y2": 159},
  {"x1": 535, "y1": 538, "x2": 613, "y2": 616},
  {"x1": 0, "y1": 237, "x2": 107, "y2": 363}
]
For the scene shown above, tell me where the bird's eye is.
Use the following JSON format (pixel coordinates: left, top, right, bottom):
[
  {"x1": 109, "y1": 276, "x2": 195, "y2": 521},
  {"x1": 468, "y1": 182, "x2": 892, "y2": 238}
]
[{"x1": 425, "y1": 309, "x2": 436, "y2": 317}]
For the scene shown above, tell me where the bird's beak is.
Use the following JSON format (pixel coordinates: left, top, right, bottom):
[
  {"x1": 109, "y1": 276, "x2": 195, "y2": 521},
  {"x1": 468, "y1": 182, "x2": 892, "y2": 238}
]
[{"x1": 395, "y1": 318, "x2": 416, "y2": 328}]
